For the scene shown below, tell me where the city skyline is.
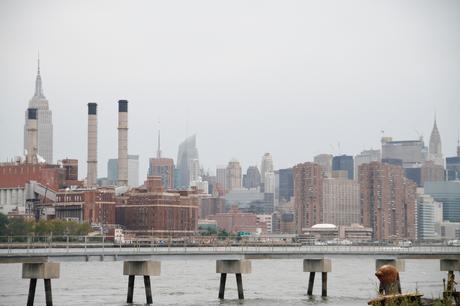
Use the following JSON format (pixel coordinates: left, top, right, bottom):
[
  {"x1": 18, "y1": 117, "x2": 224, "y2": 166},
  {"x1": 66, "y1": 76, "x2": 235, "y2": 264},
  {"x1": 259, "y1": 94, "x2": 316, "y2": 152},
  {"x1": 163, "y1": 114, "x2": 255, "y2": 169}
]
[{"x1": 1, "y1": 1, "x2": 459, "y2": 182}]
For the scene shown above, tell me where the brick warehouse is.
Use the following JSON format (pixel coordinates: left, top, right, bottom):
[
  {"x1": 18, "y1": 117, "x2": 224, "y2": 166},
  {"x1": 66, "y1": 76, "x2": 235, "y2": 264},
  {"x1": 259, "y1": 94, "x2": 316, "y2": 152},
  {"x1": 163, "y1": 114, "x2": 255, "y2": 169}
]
[
  {"x1": 55, "y1": 187, "x2": 116, "y2": 225},
  {"x1": 116, "y1": 176, "x2": 200, "y2": 236}
]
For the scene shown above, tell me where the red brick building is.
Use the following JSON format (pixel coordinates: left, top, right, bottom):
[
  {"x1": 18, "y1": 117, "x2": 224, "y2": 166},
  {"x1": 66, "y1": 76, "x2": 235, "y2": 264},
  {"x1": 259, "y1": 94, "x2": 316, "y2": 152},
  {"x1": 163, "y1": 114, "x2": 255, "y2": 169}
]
[
  {"x1": 359, "y1": 161, "x2": 417, "y2": 241},
  {"x1": 55, "y1": 188, "x2": 116, "y2": 225},
  {"x1": 199, "y1": 196, "x2": 225, "y2": 219},
  {"x1": 0, "y1": 163, "x2": 64, "y2": 191},
  {"x1": 208, "y1": 205, "x2": 258, "y2": 233},
  {"x1": 115, "y1": 176, "x2": 200, "y2": 236}
]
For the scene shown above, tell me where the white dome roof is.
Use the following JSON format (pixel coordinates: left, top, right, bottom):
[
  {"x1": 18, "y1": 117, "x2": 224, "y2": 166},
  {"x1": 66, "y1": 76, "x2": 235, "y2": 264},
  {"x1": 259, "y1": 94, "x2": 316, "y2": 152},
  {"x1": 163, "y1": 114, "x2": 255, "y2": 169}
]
[{"x1": 311, "y1": 223, "x2": 337, "y2": 229}]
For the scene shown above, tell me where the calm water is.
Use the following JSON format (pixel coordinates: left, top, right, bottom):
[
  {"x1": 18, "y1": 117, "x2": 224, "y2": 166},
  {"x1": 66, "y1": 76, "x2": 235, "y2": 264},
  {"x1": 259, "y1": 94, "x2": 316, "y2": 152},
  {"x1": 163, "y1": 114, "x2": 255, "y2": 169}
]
[{"x1": 0, "y1": 256, "x2": 453, "y2": 306}]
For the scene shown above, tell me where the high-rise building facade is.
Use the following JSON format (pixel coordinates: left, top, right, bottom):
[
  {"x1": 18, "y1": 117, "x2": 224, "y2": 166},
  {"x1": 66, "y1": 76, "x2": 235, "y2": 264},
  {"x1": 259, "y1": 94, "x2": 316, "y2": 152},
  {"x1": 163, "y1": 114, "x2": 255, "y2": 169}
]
[
  {"x1": 381, "y1": 137, "x2": 427, "y2": 168},
  {"x1": 428, "y1": 118, "x2": 443, "y2": 167},
  {"x1": 354, "y1": 149, "x2": 380, "y2": 180},
  {"x1": 243, "y1": 166, "x2": 261, "y2": 189},
  {"x1": 176, "y1": 135, "x2": 199, "y2": 188},
  {"x1": 148, "y1": 158, "x2": 174, "y2": 190},
  {"x1": 264, "y1": 171, "x2": 275, "y2": 194},
  {"x1": 226, "y1": 160, "x2": 242, "y2": 191},
  {"x1": 359, "y1": 162, "x2": 417, "y2": 241},
  {"x1": 216, "y1": 166, "x2": 227, "y2": 195},
  {"x1": 260, "y1": 153, "x2": 274, "y2": 179},
  {"x1": 107, "y1": 155, "x2": 139, "y2": 187},
  {"x1": 424, "y1": 181, "x2": 460, "y2": 223},
  {"x1": 314, "y1": 154, "x2": 333, "y2": 178},
  {"x1": 24, "y1": 58, "x2": 53, "y2": 163},
  {"x1": 277, "y1": 168, "x2": 293, "y2": 203},
  {"x1": 416, "y1": 192, "x2": 443, "y2": 240},
  {"x1": 446, "y1": 139, "x2": 460, "y2": 181},
  {"x1": 421, "y1": 161, "x2": 445, "y2": 186},
  {"x1": 293, "y1": 162, "x2": 323, "y2": 233},
  {"x1": 332, "y1": 155, "x2": 354, "y2": 180},
  {"x1": 322, "y1": 177, "x2": 360, "y2": 226}
]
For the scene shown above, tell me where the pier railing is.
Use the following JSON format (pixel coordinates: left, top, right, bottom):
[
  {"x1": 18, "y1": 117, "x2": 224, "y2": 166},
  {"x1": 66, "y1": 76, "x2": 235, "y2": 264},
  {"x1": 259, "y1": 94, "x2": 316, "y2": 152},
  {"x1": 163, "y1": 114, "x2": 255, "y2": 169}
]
[{"x1": 1, "y1": 235, "x2": 459, "y2": 257}]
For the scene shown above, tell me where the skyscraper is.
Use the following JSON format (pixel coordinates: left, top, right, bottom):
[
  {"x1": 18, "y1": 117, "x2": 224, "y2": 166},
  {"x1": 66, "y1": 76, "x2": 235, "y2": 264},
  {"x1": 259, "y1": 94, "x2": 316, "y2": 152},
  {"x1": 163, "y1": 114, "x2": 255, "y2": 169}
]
[
  {"x1": 416, "y1": 192, "x2": 442, "y2": 240},
  {"x1": 381, "y1": 137, "x2": 427, "y2": 167},
  {"x1": 226, "y1": 160, "x2": 242, "y2": 191},
  {"x1": 277, "y1": 168, "x2": 293, "y2": 203},
  {"x1": 24, "y1": 57, "x2": 53, "y2": 163},
  {"x1": 322, "y1": 177, "x2": 360, "y2": 226},
  {"x1": 359, "y1": 161, "x2": 417, "y2": 241},
  {"x1": 446, "y1": 138, "x2": 460, "y2": 181},
  {"x1": 242, "y1": 166, "x2": 261, "y2": 189},
  {"x1": 314, "y1": 154, "x2": 333, "y2": 178},
  {"x1": 148, "y1": 130, "x2": 174, "y2": 190},
  {"x1": 424, "y1": 181, "x2": 460, "y2": 223},
  {"x1": 293, "y1": 162, "x2": 323, "y2": 233},
  {"x1": 354, "y1": 149, "x2": 380, "y2": 180},
  {"x1": 176, "y1": 135, "x2": 199, "y2": 188},
  {"x1": 428, "y1": 118, "x2": 443, "y2": 167},
  {"x1": 107, "y1": 155, "x2": 139, "y2": 187},
  {"x1": 260, "y1": 153, "x2": 274, "y2": 182},
  {"x1": 332, "y1": 155, "x2": 354, "y2": 180},
  {"x1": 264, "y1": 171, "x2": 275, "y2": 194},
  {"x1": 216, "y1": 166, "x2": 227, "y2": 195}
]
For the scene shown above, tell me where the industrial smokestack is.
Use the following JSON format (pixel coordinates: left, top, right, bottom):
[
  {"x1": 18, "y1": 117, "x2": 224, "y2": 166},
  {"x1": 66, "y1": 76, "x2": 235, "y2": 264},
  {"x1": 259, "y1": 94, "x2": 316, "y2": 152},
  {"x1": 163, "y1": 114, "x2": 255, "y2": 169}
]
[
  {"x1": 26, "y1": 108, "x2": 38, "y2": 164},
  {"x1": 87, "y1": 103, "x2": 98, "y2": 187},
  {"x1": 118, "y1": 100, "x2": 128, "y2": 186}
]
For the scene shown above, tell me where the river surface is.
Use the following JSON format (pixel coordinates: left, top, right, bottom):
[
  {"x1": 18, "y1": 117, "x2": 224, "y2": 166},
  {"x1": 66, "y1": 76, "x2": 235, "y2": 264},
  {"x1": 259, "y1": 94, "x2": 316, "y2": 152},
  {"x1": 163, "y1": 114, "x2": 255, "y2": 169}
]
[{"x1": 0, "y1": 256, "x2": 454, "y2": 306}]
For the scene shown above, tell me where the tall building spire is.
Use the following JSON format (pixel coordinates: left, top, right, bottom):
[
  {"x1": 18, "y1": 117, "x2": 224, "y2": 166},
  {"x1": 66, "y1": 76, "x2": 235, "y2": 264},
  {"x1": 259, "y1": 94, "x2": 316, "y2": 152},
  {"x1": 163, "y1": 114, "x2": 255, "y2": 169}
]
[
  {"x1": 429, "y1": 115, "x2": 443, "y2": 166},
  {"x1": 157, "y1": 128, "x2": 162, "y2": 158},
  {"x1": 34, "y1": 52, "x2": 45, "y2": 99},
  {"x1": 457, "y1": 131, "x2": 460, "y2": 157}
]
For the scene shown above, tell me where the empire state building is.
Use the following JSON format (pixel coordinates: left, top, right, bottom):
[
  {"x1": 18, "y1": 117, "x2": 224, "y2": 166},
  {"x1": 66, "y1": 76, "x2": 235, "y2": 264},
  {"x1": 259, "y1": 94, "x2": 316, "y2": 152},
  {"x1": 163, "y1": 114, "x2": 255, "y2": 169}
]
[{"x1": 23, "y1": 58, "x2": 53, "y2": 163}]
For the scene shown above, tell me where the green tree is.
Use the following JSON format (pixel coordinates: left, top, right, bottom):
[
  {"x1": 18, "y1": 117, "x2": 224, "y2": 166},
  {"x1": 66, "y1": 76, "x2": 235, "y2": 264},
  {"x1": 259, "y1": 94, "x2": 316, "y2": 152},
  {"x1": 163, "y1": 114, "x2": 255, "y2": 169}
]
[
  {"x1": 7, "y1": 218, "x2": 29, "y2": 237},
  {"x1": 0, "y1": 213, "x2": 8, "y2": 237}
]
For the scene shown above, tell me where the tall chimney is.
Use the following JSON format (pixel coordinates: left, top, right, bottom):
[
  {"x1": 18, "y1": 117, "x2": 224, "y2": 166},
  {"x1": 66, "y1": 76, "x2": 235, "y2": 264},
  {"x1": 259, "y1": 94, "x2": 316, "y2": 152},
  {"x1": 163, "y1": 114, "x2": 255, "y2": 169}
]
[
  {"x1": 87, "y1": 103, "x2": 98, "y2": 187},
  {"x1": 26, "y1": 108, "x2": 38, "y2": 163},
  {"x1": 118, "y1": 100, "x2": 128, "y2": 186}
]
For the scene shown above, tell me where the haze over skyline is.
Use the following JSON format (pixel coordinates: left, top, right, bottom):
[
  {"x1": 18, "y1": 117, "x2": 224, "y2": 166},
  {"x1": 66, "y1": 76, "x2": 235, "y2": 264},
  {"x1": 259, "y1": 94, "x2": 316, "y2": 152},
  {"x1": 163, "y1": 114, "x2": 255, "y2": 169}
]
[{"x1": 1, "y1": 0, "x2": 459, "y2": 181}]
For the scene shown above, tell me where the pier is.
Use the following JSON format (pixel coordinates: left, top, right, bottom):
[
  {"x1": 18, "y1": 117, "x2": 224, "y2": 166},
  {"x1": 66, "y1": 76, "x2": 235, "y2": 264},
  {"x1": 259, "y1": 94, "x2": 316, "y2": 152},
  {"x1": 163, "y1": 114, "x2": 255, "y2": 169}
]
[{"x1": 1, "y1": 238, "x2": 459, "y2": 304}]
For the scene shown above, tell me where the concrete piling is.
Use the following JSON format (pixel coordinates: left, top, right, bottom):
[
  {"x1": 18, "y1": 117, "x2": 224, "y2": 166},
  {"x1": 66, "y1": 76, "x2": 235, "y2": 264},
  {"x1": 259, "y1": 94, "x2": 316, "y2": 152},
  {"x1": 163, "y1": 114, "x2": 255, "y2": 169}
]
[
  {"x1": 123, "y1": 261, "x2": 161, "y2": 304},
  {"x1": 303, "y1": 259, "x2": 331, "y2": 297},
  {"x1": 307, "y1": 272, "x2": 315, "y2": 295},
  {"x1": 27, "y1": 278, "x2": 37, "y2": 306},
  {"x1": 126, "y1": 275, "x2": 135, "y2": 303},
  {"x1": 321, "y1": 272, "x2": 328, "y2": 297},
  {"x1": 144, "y1": 275, "x2": 153, "y2": 304},
  {"x1": 44, "y1": 279, "x2": 53, "y2": 306},
  {"x1": 236, "y1": 273, "x2": 244, "y2": 299},
  {"x1": 216, "y1": 260, "x2": 251, "y2": 300},
  {"x1": 218, "y1": 273, "x2": 227, "y2": 299},
  {"x1": 22, "y1": 263, "x2": 60, "y2": 306}
]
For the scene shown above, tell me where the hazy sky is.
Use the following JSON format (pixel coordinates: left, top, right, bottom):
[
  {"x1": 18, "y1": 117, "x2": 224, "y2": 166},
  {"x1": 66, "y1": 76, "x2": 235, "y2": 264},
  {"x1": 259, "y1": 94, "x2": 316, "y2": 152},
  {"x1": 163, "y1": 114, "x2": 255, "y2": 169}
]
[{"x1": 1, "y1": 0, "x2": 459, "y2": 182}]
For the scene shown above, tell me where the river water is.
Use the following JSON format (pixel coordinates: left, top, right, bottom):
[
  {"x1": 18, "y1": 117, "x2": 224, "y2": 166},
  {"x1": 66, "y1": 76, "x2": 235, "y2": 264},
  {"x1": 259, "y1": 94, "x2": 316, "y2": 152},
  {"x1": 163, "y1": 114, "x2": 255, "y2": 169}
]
[{"x1": 0, "y1": 256, "x2": 453, "y2": 306}]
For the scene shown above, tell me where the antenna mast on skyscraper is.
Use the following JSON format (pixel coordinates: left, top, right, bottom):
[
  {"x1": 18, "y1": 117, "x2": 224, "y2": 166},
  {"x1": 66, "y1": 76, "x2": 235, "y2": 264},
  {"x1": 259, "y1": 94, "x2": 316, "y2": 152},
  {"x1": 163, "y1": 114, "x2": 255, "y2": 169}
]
[{"x1": 157, "y1": 119, "x2": 162, "y2": 159}]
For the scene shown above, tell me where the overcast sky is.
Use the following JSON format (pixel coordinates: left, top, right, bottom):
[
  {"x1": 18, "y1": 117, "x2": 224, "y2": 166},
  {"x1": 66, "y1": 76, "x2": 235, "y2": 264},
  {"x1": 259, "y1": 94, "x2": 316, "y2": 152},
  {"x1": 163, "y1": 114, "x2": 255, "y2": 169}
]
[{"x1": 0, "y1": 0, "x2": 459, "y2": 182}]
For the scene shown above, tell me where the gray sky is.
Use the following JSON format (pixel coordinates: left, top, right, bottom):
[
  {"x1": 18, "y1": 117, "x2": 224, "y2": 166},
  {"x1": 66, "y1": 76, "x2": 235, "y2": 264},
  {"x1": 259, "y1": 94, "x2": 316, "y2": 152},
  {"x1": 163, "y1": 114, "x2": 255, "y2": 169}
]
[{"x1": 1, "y1": 0, "x2": 459, "y2": 182}]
